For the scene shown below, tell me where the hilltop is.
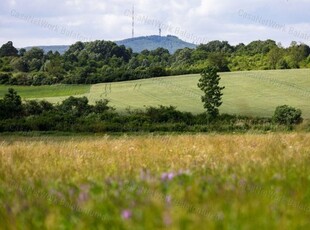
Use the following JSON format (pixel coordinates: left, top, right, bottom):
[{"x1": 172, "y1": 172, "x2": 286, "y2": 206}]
[
  {"x1": 115, "y1": 35, "x2": 196, "y2": 53},
  {"x1": 23, "y1": 35, "x2": 196, "y2": 54}
]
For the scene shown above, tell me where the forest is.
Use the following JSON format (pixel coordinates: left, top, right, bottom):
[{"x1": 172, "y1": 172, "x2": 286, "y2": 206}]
[{"x1": 0, "y1": 39, "x2": 310, "y2": 85}]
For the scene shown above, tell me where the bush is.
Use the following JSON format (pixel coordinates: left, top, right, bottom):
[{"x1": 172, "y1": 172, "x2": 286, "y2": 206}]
[
  {"x1": 0, "y1": 72, "x2": 11, "y2": 84},
  {"x1": 273, "y1": 105, "x2": 303, "y2": 125}
]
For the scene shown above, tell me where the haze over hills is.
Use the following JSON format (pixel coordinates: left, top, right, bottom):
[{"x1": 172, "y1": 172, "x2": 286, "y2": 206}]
[
  {"x1": 23, "y1": 35, "x2": 196, "y2": 54},
  {"x1": 24, "y1": 45, "x2": 69, "y2": 54},
  {"x1": 115, "y1": 35, "x2": 196, "y2": 53}
]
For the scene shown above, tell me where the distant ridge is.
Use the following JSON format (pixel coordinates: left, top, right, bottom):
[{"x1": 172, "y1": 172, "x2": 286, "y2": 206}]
[
  {"x1": 24, "y1": 45, "x2": 69, "y2": 54},
  {"x1": 115, "y1": 35, "x2": 196, "y2": 53},
  {"x1": 23, "y1": 35, "x2": 197, "y2": 54}
]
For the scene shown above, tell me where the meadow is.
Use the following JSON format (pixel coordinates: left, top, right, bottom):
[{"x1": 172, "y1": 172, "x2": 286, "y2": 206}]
[
  {"x1": 1, "y1": 133, "x2": 310, "y2": 229},
  {"x1": 0, "y1": 84, "x2": 90, "y2": 99},
  {"x1": 1, "y1": 69, "x2": 309, "y2": 118}
]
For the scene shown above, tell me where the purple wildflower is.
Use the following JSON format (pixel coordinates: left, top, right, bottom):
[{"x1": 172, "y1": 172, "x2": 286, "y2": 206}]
[
  {"x1": 166, "y1": 195, "x2": 172, "y2": 205},
  {"x1": 78, "y1": 191, "x2": 89, "y2": 203},
  {"x1": 121, "y1": 209, "x2": 132, "y2": 220},
  {"x1": 161, "y1": 172, "x2": 175, "y2": 181}
]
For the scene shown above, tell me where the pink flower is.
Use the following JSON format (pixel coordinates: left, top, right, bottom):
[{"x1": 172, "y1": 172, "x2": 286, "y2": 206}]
[
  {"x1": 161, "y1": 172, "x2": 175, "y2": 181},
  {"x1": 121, "y1": 209, "x2": 132, "y2": 220},
  {"x1": 166, "y1": 195, "x2": 172, "y2": 204}
]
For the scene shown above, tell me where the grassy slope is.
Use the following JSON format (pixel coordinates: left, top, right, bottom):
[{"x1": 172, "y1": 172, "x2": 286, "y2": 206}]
[
  {"x1": 0, "y1": 84, "x2": 90, "y2": 99},
  {"x1": 0, "y1": 69, "x2": 309, "y2": 118},
  {"x1": 1, "y1": 134, "x2": 310, "y2": 229},
  {"x1": 87, "y1": 69, "x2": 310, "y2": 118}
]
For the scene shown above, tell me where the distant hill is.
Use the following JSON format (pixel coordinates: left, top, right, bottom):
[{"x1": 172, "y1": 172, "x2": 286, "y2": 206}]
[
  {"x1": 23, "y1": 35, "x2": 196, "y2": 54},
  {"x1": 115, "y1": 35, "x2": 196, "y2": 53},
  {"x1": 24, "y1": 45, "x2": 69, "y2": 54}
]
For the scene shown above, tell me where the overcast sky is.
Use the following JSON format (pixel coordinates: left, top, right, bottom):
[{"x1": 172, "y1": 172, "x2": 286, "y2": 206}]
[{"x1": 1, "y1": 0, "x2": 310, "y2": 48}]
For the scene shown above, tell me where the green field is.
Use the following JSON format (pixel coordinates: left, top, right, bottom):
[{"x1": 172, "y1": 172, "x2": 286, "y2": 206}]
[
  {"x1": 1, "y1": 69, "x2": 309, "y2": 118},
  {"x1": 0, "y1": 84, "x2": 90, "y2": 99},
  {"x1": 1, "y1": 134, "x2": 310, "y2": 229}
]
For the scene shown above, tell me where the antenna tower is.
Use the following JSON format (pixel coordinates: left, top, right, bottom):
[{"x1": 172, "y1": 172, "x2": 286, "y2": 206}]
[{"x1": 132, "y1": 5, "x2": 135, "y2": 38}]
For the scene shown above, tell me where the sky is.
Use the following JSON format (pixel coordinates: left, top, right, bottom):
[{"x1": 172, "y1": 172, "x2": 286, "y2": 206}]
[{"x1": 1, "y1": 0, "x2": 310, "y2": 48}]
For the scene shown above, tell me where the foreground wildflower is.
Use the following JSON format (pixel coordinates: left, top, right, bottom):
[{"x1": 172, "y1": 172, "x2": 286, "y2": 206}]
[{"x1": 121, "y1": 209, "x2": 132, "y2": 220}]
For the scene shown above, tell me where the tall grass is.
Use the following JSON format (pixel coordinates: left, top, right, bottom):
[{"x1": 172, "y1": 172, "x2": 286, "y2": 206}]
[{"x1": 0, "y1": 133, "x2": 310, "y2": 229}]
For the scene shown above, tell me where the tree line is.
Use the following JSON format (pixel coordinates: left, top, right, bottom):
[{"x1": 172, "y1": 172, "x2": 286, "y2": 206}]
[
  {"x1": 0, "y1": 86, "x2": 303, "y2": 133},
  {"x1": 0, "y1": 39, "x2": 310, "y2": 85}
]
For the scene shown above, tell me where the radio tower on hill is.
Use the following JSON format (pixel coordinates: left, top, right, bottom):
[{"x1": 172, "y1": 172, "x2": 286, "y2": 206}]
[{"x1": 132, "y1": 5, "x2": 135, "y2": 38}]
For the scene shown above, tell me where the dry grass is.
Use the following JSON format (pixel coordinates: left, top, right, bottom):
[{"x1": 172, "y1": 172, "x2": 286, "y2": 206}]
[{"x1": 1, "y1": 133, "x2": 310, "y2": 229}]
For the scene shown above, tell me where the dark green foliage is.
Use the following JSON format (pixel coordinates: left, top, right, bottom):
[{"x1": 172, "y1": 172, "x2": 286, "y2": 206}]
[
  {"x1": 268, "y1": 47, "x2": 284, "y2": 69},
  {"x1": 197, "y1": 41, "x2": 234, "y2": 53},
  {"x1": 237, "y1": 40, "x2": 277, "y2": 55},
  {"x1": 0, "y1": 88, "x2": 23, "y2": 119},
  {"x1": 10, "y1": 58, "x2": 29, "y2": 72},
  {"x1": 207, "y1": 52, "x2": 230, "y2": 72},
  {"x1": 277, "y1": 59, "x2": 289, "y2": 69},
  {"x1": 0, "y1": 41, "x2": 18, "y2": 57},
  {"x1": 145, "y1": 106, "x2": 193, "y2": 123},
  {"x1": 23, "y1": 100, "x2": 54, "y2": 116},
  {"x1": 0, "y1": 89, "x2": 304, "y2": 133},
  {"x1": 93, "y1": 99, "x2": 112, "y2": 114},
  {"x1": 58, "y1": 96, "x2": 91, "y2": 117},
  {"x1": 19, "y1": 48, "x2": 26, "y2": 56},
  {"x1": 0, "y1": 72, "x2": 12, "y2": 84},
  {"x1": 198, "y1": 67, "x2": 225, "y2": 118},
  {"x1": 24, "y1": 47, "x2": 44, "y2": 61},
  {"x1": 147, "y1": 66, "x2": 168, "y2": 77},
  {"x1": 273, "y1": 105, "x2": 303, "y2": 125},
  {"x1": 0, "y1": 39, "x2": 310, "y2": 86}
]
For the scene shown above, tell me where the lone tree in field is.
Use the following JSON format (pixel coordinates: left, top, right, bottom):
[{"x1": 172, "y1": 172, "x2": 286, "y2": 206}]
[{"x1": 198, "y1": 67, "x2": 225, "y2": 118}]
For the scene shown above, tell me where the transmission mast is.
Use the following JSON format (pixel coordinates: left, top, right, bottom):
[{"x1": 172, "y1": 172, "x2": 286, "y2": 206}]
[{"x1": 132, "y1": 5, "x2": 135, "y2": 38}]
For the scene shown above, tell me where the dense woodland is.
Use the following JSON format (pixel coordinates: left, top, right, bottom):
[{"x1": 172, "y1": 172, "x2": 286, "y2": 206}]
[{"x1": 1, "y1": 39, "x2": 310, "y2": 85}]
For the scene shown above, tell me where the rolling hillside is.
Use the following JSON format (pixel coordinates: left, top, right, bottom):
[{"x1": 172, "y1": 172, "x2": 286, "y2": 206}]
[
  {"x1": 115, "y1": 35, "x2": 196, "y2": 53},
  {"x1": 23, "y1": 35, "x2": 196, "y2": 54},
  {"x1": 1, "y1": 69, "x2": 310, "y2": 118}
]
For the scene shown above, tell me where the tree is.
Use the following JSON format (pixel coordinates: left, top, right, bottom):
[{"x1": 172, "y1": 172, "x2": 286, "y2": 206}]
[
  {"x1": 197, "y1": 41, "x2": 234, "y2": 53},
  {"x1": 93, "y1": 99, "x2": 112, "y2": 113},
  {"x1": 197, "y1": 67, "x2": 225, "y2": 118},
  {"x1": 19, "y1": 48, "x2": 26, "y2": 56},
  {"x1": 287, "y1": 42, "x2": 309, "y2": 68},
  {"x1": 268, "y1": 47, "x2": 283, "y2": 69},
  {"x1": 43, "y1": 57, "x2": 65, "y2": 81},
  {"x1": 0, "y1": 41, "x2": 18, "y2": 57},
  {"x1": 58, "y1": 96, "x2": 91, "y2": 117},
  {"x1": 23, "y1": 100, "x2": 54, "y2": 116},
  {"x1": 273, "y1": 105, "x2": 302, "y2": 125},
  {"x1": 0, "y1": 88, "x2": 23, "y2": 119},
  {"x1": 0, "y1": 73, "x2": 11, "y2": 84},
  {"x1": 208, "y1": 52, "x2": 230, "y2": 72},
  {"x1": 24, "y1": 47, "x2": 44, "y2": 60},
  {"x1": 10, "y1": 57, "x2": 29, "y2": 72}
]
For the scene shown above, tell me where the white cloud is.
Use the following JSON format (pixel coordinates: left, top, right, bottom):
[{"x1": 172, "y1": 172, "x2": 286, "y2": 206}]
[{"x1": 0, "y1": 0, "x2": 310, "y2": 47}]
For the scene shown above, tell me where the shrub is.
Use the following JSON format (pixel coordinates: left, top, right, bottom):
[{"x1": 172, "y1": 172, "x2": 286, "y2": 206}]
[
  {"x1": 0, "y1": 72, "x2": 11, "y2": 84},
  {"x1": 273, "y1": 105, "x2": 303, "y2": 125}
]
